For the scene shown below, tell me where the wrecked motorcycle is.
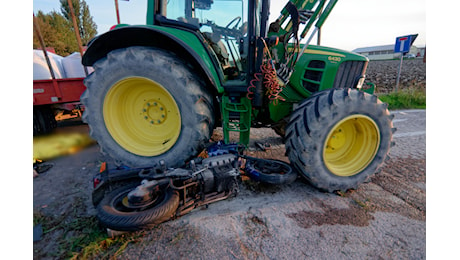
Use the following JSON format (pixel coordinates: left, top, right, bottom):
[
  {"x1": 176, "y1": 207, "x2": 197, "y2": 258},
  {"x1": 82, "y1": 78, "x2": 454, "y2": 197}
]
[{"x1": 92, "y1": 146, "x2": 296, "y2": 231}]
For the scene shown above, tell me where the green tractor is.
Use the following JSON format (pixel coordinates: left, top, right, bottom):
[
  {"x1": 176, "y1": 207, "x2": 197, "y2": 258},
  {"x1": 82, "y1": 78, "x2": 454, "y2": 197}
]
[{"x1": 81, "y1": 0, "x2": 394, "y2": 192}]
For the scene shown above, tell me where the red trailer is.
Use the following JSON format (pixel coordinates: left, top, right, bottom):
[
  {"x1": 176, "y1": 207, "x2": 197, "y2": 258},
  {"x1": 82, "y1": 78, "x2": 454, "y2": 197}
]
[
  {"x1": 33, "y1": 8, "x2": 88, "y2": 135},
  {"x1": 33, "y1": 77, "x2": 86, "y2": 135},
  {"x1": 33, "y1": 78, "x2": 86, "y2": 106}
]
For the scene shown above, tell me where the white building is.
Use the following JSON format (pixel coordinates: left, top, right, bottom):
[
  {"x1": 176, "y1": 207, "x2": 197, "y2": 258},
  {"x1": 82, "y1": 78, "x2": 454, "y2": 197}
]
[{"x1": 353, "y1": 44, "x2": 423, "y2": 60}]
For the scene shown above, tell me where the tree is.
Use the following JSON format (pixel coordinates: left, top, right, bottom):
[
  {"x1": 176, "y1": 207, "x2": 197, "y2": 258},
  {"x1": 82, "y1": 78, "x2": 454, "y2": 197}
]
[
  {"x1": 33, "y1": 11, "x2": 58, "y2": 50},
  {"x1": 33, "y1": 11, "x2": 77, "y2": 56},
  {"x1": 33, "y1": 1, "x2": 97, "y2": 56},
  {"x1": 59, "y1": 0, "x2": 97, "y2": 45}
]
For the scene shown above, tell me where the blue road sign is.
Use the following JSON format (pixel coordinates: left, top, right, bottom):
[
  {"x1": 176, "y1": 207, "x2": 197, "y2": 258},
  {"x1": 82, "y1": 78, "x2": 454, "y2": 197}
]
[{"x1": 394, "y1": 34, "x2": 418, "y2": 53}]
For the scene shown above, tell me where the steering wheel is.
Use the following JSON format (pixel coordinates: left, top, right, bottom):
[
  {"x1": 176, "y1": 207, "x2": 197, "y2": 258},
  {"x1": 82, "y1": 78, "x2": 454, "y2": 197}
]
[
  {"x1": 225, "y1": 16, "x2": 241, "y2": 31},
  {"x1": 205, "y1": 17, "x2": 242, "y2": 39},
  {"x1": 221, "y1": 17, "x2": 242, "y2": 38}
]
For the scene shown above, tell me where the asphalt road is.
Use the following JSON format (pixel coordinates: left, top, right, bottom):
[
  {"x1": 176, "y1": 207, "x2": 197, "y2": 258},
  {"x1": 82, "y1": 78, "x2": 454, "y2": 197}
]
[
  {"x1": 120, "y1": 109, "x2": 427, "y2": 259},
  {"x1": 32, "y1": 109, "x2": 426, "y2": 259},
  {"x1": 389, "y1": 109, "x2": 426, "y2": 159}
]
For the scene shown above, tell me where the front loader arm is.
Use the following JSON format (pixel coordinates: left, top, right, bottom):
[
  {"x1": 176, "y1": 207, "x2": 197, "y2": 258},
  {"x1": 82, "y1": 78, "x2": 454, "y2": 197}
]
[{"x1": 268, "y1": 0, "x2": 338, "y2": 83}]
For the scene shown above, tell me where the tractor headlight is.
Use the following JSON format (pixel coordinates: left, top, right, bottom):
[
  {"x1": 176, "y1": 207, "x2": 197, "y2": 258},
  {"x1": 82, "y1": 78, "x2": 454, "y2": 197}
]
[{"x1": 356, "y1": 76, "x2": 366, "y2": 89}]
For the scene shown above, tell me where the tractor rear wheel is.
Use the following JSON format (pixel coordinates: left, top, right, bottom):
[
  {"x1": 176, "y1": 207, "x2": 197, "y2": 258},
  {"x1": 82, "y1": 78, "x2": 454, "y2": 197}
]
[
  {"x1": 81, "y1": 46, "x2": 214, "y2": 168},
  {"x1": 285, "y1": 88, "x2": 394, "y2": 192}
]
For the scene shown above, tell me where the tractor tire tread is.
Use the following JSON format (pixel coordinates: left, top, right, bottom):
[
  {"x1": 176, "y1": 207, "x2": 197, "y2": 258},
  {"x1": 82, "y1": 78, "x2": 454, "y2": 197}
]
[{"x1": 285, "y1": 88, "x2": 394, "y2": 192}]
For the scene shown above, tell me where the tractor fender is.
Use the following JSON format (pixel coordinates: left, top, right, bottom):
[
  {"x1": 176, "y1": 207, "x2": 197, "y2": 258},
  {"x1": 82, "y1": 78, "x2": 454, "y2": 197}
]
[{"x1": 82, "y1": 25, "x2": 219, "y2": 90}]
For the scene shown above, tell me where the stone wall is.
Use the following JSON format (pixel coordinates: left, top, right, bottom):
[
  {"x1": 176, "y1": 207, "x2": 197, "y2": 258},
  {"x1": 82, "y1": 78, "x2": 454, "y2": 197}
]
[{"x1": 365, "y1": 58, "x2": 426, "y2": 93}]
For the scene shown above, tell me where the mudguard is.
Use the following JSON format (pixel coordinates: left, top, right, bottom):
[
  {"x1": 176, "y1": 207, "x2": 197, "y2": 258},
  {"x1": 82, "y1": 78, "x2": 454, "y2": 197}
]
[{"x1": 82, "y1": 25, "x2": 222, "y2": 92}]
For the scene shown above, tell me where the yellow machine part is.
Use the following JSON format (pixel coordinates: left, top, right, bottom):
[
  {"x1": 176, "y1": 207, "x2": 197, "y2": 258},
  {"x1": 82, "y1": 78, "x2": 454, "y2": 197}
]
[
  {"x1": 323, "y1": 115, "x2": 380, "y2": 177},
  {"x1": 103, "y1": 77, "x2": 181, "y2": 156}
]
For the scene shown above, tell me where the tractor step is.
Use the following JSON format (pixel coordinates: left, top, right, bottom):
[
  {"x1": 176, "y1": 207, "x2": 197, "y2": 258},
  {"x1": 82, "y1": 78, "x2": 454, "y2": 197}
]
[{"x1": 221, "y1": 95, "x2": 252, "y2": 145}]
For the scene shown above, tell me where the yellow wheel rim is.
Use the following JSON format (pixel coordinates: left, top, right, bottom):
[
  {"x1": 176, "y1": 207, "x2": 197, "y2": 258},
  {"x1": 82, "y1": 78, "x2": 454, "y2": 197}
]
[
  {"x1": 103, "y1": 77, "x2": 181, "y2": 156},
  {"x1": 323, "y1": 115, "x2": 380, "y2": 177}
]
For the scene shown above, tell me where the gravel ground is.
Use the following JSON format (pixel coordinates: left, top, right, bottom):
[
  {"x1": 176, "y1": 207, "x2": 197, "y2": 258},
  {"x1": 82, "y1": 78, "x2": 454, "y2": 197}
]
[{"x1": 33, "y1": 109, "x2": 426, "y2": 259}]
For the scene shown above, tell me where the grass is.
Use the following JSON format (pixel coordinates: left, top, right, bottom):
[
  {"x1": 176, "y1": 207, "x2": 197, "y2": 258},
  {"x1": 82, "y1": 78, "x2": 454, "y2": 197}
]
[
  {"x1": 377, "y1": 87, "x2": 426, "y2": 109},
  {"x1": 33, "y1": 197, "x2": 144, "y2": 259},
  {"x1": 69, "y1": 231, "x2": 144, "y2": 259},
  {"x1": 34, "y1": 211, "x2": 144, "y2": 259}
]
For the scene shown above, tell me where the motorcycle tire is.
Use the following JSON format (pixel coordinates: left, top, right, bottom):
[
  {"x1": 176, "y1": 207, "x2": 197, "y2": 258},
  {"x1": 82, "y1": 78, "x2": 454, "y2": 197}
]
[
  {"x1": 96, "y1": 182, "x2": 179, "y2": 231},
  {"x1": 244, "y1": 158, "x2": 297, "y2": 185}
]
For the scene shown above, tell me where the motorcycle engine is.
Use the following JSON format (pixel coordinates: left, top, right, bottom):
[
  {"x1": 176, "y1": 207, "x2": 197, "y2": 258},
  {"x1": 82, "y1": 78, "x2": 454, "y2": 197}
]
[{"x1": 200, "y1": 154, "x2": 239, "y2": 193}]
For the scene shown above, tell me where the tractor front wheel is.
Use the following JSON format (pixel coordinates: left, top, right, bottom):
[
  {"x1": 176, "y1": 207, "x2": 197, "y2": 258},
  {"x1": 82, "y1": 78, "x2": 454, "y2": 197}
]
[{"x1": 285, "y1": 88, "x2": 394, "y2": 192}]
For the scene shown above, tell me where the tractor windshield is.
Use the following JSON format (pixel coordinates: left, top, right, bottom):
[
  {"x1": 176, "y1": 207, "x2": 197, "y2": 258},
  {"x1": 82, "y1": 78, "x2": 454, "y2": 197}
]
[{"x1": 166, "y1": 0, "x2": 248, "y2": 75}]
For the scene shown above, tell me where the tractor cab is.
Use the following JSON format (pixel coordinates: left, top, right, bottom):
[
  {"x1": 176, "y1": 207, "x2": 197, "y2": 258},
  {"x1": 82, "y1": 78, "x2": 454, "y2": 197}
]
[
  {"x1": 149, "y1": 0, "x2": 265, "y2": 92},
  {"x1": 163, "y1": 0, "x2": 246, "y2": 72}
]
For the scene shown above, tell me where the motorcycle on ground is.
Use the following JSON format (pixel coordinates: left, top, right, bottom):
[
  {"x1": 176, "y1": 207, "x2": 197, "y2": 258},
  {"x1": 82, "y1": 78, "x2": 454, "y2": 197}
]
[{"x1": 92, "y1": 143, "x2": 296, "y2": 231}]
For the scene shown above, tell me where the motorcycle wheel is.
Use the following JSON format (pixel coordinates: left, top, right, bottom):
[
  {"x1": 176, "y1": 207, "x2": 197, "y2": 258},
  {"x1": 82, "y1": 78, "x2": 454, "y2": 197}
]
[
  {"x1": 245, "y1": 158, "x2": 297, "y2": 185},
  {"x1": 96, "y1": 182, "x2": 179, "y2": 231}
]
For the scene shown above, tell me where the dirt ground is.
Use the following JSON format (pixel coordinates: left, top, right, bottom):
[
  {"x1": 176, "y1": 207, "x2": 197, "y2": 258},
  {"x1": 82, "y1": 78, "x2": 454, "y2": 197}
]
[{"x1": 33, "y1": 110, "x2": 426, "y2": 259}]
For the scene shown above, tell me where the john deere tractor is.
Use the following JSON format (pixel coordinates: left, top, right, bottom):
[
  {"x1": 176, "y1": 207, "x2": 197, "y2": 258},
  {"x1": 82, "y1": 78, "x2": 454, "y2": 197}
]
[{"x1": 81, "y1": 0, "x2": 394, "y2": 192}]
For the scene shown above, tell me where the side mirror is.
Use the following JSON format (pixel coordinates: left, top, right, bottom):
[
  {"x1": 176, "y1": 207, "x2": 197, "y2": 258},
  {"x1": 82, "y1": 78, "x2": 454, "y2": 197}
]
[{"x1": 195, "y1": 0, "x2": 213, "y2": 10}]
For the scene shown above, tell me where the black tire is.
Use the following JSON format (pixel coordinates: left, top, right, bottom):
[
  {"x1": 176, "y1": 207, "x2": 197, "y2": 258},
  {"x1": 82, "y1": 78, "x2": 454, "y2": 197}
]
[
  {"x1": 96, "y1": 182, "x2": 180, "y2": 231},
  {"x1": 33, "y1": 106, "x2": 57, "y2": 136},
  {"x1": 43, "y1": 106, "x2": 57, "y2": 131},
  {"x1": 285, "y1": 88, "x2": 395, "y2": 192},
  {"x1": 81, "y1": 46, "x2": 215, "y2": 168},
  {"x1": 33, "y1": 107, "x2": 41, "y2": 136},
  {"x1": 244, "y1": 158, "x2": 297, "y2": 185}
]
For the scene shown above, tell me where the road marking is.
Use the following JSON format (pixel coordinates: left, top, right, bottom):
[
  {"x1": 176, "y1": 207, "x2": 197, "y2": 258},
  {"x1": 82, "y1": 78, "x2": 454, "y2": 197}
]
[
  {"x1": 393, "y1": 131, "x2": 426, "y2": 138},
  {"x1": 393, "y1": 119, "x2": 407, "y2": 123},
  {"x1": 392, "y1": 109, "x2": 426, "y2": 114}
]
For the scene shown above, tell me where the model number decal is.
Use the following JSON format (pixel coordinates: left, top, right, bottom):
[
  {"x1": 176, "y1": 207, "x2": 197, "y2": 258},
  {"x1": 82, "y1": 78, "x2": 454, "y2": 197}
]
[{"x1": 328, "y1": 56, "x2": 341, "y2": 62}]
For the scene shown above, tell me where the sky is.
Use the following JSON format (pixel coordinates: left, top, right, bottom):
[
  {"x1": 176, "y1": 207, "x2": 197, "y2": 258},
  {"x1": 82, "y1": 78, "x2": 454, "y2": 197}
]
[{"x1": 32, "y1": 0, "x2": 426, "y2": 51}]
